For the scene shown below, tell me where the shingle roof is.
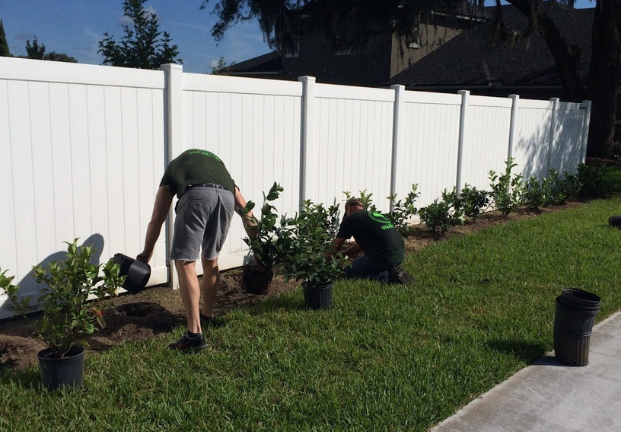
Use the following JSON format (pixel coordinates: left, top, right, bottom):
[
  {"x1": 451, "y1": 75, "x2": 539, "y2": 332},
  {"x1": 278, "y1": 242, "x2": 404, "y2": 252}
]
[
  {"x1": 387, "y1": 4, "x2": 593, "y2": 88},
  {"x1": 228, "y1": 51, "x2": 281, "y2": 73}
]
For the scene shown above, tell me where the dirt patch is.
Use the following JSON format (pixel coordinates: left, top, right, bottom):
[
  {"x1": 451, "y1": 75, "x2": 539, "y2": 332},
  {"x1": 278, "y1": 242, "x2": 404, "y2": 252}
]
[{"x1": 0, "y1": 200, "x2": 593, "y2": 371}]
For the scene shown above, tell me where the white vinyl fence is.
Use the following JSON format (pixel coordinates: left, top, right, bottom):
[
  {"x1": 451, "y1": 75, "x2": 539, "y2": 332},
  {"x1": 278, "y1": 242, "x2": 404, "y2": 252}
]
[{"x1": 0, "y1": 57, "x2": 591, "y2": 318}]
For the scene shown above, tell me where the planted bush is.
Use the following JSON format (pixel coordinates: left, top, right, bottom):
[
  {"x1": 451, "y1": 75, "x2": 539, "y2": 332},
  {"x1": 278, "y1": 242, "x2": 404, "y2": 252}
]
[
  {"x1": 280, "y1": 200, "x2": 345, "y2": 286},
  {"x1": 488, "y1": 157, "x2": 524, "y2": 215},
  {"x1": 386, "y1": 184, "x2": 420, "y2": 236},
  {"x1": 523, "y1": 176, "x2": 546, "y2": 210},
  {"x1": 577, "y1": 162, "x2": 604, "y2": 197},
  {"x1": 419, "y1": 189, "x2": 465, "y2": 236},
  {"x1": 454, "y1": 184, "x2": 490, "y2": 222}
]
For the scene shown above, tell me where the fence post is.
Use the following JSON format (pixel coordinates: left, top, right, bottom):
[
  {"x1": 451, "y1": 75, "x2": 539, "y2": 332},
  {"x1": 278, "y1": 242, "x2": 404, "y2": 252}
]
[
  {"x1": 456, "y1": 90, "x2": 470, "y2": 195},
  {"x1": 581, "y1": 100, "x2": 592, "y2": 163},
  {"x1": 298, "y1": 76, "x2": 315, "y2": 213},
  {"x1": 161, "y1": 63, "x2": 184, "y2": 290},
  {"x1": 390, "y1": 85, "x2": 405, "y2": 212},
  {"x1": 547, "y1": 97, "x2": 559, "y2": 171},
  {"x1": 508, "y1": 94, "x2": 519, "y2": 161}
]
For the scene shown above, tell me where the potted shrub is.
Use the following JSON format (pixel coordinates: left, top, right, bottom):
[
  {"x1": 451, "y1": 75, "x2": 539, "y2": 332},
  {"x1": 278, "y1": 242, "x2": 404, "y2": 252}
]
[
  {"x1": 281, "y1": 200, "x2": 346, "y2": 310},
  {"x1": 0, "y1": 239, "x2": 124, "y2": 390},
  {"x1": 240, "y1": 182, "x2": 296, "y2": 294}
]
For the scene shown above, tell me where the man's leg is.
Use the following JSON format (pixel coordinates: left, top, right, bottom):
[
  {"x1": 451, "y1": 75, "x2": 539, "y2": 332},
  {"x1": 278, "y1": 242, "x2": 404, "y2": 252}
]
[
  {"x1": 344, "y1": 256, "x2": 391, "y2": 282},
  {"x1": 200, "y1": 256, "x2": 219, "y2": 318},
  {"x1": 175, "y1": 260, "x2": 202, "y2": 334}
]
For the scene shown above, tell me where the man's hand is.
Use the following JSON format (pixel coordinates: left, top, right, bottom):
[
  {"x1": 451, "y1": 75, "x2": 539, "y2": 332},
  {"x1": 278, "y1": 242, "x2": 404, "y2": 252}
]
[{"x1": 136, "y1": 251, "x2": 151, "y2": 263}]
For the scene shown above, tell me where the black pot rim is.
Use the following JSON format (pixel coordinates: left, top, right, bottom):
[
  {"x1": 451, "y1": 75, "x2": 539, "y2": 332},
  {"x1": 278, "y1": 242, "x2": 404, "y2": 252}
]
[{"x1": 37, "y1": 345, "x2": 85, "y2": 360}]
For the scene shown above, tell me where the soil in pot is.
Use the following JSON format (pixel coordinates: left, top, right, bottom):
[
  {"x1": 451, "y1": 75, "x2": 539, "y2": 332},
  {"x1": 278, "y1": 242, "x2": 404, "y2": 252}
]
[{"x1": 242, "y1": 264, "x2": 274, "y2": 295}]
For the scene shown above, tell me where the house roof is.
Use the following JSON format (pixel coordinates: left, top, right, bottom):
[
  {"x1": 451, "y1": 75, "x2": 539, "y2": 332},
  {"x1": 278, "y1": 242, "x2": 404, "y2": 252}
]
[
  {"x1": 227, "y1": 51, "x2": 281, "y2": 74},
  {"x1": 387, "y1": 4, "x2": 593, "y2": 89}
]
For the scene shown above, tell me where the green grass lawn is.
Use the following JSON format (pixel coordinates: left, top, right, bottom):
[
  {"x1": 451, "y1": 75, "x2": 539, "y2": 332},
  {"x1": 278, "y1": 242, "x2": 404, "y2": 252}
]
[{"x1": 3, "y1": 170, "x2": 621, "y2": 431}]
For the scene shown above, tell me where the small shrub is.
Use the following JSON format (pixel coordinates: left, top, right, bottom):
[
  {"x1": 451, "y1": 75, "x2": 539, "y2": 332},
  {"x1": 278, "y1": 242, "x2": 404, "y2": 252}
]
[
  {"x1": 488, "y1": 157, "x2": 524, "y2": 215},
  {"x1": 344, "y1": 189, "x2": 378, "y2": 213},
  {"x1": 419, "y1": 190, "x2": 464, "y2": 236},
  {"x1": 454, "y1": 184, "x2": 490, "y2": 222},
  {"x1": 386, "y1": 184, "x2": 420, "y2": 236},
  {"x1": 523, "y1": 176, "x2": 546, "y2": 209},
  {"x1": 543, "y1": 169, "x2": 569, "y2": 205},
  {"x1": 577, "y1": 162, "x2": 604, "y2": 197}
]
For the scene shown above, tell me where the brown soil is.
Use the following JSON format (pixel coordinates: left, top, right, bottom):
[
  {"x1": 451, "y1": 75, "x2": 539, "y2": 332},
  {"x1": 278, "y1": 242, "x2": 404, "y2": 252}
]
[{"x1": 0, "y1": 200, "x2": 593, "y2": 371}]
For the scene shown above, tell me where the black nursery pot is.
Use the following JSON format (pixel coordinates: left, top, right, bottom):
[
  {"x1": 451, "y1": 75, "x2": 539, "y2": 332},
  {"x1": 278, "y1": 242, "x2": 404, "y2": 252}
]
[
  {"x1": 38, "y1": 345, "x2": 85, "y2": 390},
  {"x1": 113, "y1": 253, "x2": 151, "y2": 293},
  {"x1": 302, "y1": 282, "x2": 333, "y2": 310},
  {"x1": 609, "y1": 216, "x2": 621, "y2": 228}
]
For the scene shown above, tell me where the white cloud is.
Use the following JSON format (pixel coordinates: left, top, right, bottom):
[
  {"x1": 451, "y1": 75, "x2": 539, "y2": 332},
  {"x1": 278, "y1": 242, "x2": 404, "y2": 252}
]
[
  {"x1": 118, "y1": 15, "x2": 133, "y2": 27},
  {"x1": 209, "y1": 59, "x2": 220, "y2": 69}
]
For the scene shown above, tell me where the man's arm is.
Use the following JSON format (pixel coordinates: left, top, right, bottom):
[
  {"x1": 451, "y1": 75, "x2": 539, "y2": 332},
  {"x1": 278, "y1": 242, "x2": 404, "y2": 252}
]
[
  {"x1": 137, "y1": 185, "x2": 173, "y2": 263},
  {"x1": 325, "y1": 237, "x2": 346, "y2": 260},
  {"x1": 234, "y1": 186, "x2": 258, "y2": 240}
]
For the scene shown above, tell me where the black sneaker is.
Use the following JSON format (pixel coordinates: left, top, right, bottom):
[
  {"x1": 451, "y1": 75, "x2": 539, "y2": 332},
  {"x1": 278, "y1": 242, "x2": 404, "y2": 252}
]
[
  {"x1": 169, "y1": 331, "x2": 208, "y2": 351},
  {"x1": 388, "y1": 265, "x2": 413, "y2": 285}
]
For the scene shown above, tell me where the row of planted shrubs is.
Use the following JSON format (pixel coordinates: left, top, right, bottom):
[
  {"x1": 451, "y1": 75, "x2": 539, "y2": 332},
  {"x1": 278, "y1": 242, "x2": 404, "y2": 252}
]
[{"x1": 350, "y1": 158, "x2": 604, "y2": 237}]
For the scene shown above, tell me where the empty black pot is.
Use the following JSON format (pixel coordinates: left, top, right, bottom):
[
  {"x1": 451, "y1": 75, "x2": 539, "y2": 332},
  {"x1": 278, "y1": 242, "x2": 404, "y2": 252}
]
[
  {"x1": 609, "y1": 216, "x2": 621, "y2": 228},
  {"x1": 113, "y1": 253, "x2": 151, "y2": 293}
]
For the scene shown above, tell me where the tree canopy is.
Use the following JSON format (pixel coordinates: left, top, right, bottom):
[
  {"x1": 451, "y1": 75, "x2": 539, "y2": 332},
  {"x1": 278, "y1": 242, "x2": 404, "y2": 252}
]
[
  {"x1": 25, "y1": 38, "x2": 77, "y2": 63},
  {"x1": 0, "y1": 20, "x2": 10, "y2": 57},
  {"x1": 99, "y1": 0, "x2": 182, "y2": 69},
  {"x1": 199, "y1": 0, "x2": 618, "y2": 157}
]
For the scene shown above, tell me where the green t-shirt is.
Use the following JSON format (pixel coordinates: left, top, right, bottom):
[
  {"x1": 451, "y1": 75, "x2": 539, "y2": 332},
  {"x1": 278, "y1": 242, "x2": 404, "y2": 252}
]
[
  {"x1": 336, "y1": 210, "x2": 405, "y2": 265},
  {"x1": 160, "y1": 149, "x2": 236, "y2": 198}
]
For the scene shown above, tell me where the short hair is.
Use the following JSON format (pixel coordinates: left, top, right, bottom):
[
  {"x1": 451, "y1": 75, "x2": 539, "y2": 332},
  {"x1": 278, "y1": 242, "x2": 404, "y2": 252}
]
[{"x1": 345, "y1": 197, "x2": 363, "y2": 208}]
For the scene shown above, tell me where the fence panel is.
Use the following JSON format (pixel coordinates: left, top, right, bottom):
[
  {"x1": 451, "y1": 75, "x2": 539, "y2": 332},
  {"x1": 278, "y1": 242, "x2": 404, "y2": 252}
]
[
  {"x1": 511, "y1": 99, "x2": 554, "y2": 180},
  {"x1": 310, "y1": 84, "x2": 395, "y2": 211},
  {"x1": 462, "y1": 96, "x2": 513, "y2": 191},
  {"x1": 396, "y1": 91, "x2": 462, "y2": 208},
  {"x1": 551, "y1": 101, "x2": 587, "y2": 174},
  {"x1": 0, "y1": 59, "x2": 167, "y2": 319}
]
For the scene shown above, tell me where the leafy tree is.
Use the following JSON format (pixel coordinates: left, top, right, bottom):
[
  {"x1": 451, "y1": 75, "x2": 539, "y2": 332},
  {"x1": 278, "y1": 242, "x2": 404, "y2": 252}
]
[
  {"x1": 199, "y1": 0, "x2": 618, "y2": 157},
  {"x1": 0, "y1": 20, "x2": 10, "y2": 57},
  {"x1": 98, "y1": 0, "x2": 182, "y2": 69},
  {"x1": 25, "y1": 38, "x2": 77, "y2": 63},
  {"x1": 211, "y1": 56, "x2": 236, "y2": 74}
]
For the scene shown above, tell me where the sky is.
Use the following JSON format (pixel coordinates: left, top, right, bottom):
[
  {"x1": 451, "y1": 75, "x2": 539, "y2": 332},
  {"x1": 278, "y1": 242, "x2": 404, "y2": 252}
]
[{"x1": 0, "y1": 0, "x2": 595, "y2": 74}]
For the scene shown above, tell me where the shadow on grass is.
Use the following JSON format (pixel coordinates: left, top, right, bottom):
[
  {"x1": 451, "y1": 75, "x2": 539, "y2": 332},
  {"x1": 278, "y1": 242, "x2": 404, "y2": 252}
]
[
  {"x1": 0, "y1": 368, "x2": 42, "y2": 390},
  {"x1": 248, "y1": 294, "x2": 308, "y2": 315},
  {"x1": 487, "y1": 339, "x2": 548, "y2": 364}
]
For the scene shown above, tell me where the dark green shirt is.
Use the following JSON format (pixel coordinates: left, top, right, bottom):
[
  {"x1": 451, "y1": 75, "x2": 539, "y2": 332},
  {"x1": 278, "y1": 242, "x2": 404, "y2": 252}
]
[
  {"x1": 160, "y1": 149, "x2": 236, "y2": 198},
  {"x1": 336, "y1": 210, "x2": 405, "y2": 265}
]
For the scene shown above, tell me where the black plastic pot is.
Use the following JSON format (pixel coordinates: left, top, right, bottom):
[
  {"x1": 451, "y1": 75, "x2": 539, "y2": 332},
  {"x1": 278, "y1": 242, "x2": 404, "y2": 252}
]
[
  {"x1": 609, "y1": 216, "x2": 621, "y2": 228},
  {"x1": 553, "y1": 288, "x2": 601, "y2": 367},
  {"x1": 113, "y1": 253, "x2": 151, "y2": 293},
  {"x1": 302, "y1": 282, "x2": 333, "y2": 310},
  {"x1": 38, "y1": 345, "x2": 85, "y2": 390}
]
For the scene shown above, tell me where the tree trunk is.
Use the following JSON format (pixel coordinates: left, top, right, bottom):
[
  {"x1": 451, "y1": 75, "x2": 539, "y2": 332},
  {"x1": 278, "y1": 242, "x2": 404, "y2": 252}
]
[
  {"x1": 586, "y1": 0, "x2": 621, "y2": 158},
  {"x1": 505, "y1": 0, "x2": 586, "y2": 102}
]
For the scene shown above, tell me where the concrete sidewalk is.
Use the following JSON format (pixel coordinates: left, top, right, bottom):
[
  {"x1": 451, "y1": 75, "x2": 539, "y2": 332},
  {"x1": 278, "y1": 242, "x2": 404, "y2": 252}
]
[{"x1": 430, "y1": 311, "x2": 621, "y2": 432}]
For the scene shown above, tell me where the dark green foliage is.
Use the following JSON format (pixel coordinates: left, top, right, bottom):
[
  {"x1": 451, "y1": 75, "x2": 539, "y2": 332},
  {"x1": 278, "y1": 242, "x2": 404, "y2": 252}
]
[
  {"x1": 280, "y1": 200, "x2": 345, "y2": 285},
  {"x1": 98, "y1": 0, "x2": 181, "y2": 69},
  {"x1": 199, "y1": 0, "x2": 485, "y2": 50},
  {"x1": 241, "y1": 182, "x2": 296, "y2": 271},
  {"x1": 0, "y1": 239, "x2": 124, "y2": 357},
  {"x1": 343, "y1": 189, "x2": 378, "y2": 213},
  {"x1": 577, "y1": 162, "x2": 604, "y2": 197},
  {"x1": 386, "y1": 184, "x2": 420, "y2": 236},
  {"x1": 418, "y1": 189, "x2": 464, "y2": 236},
  {"x1": 523, "y1": 175, "x2": 546, "y2": 209},
  {"x1": 0, "y1": 20, "x2": 10, "y2": 57},
  {"x1": 24, "y1": 38, "x2": 77, "y2": 62},
  {"x1": 488, "y1": 157, "x2": 524, "y2": 216},
  {"x1": 454, "y1": 184, "x2": 490, "y2": 222}
]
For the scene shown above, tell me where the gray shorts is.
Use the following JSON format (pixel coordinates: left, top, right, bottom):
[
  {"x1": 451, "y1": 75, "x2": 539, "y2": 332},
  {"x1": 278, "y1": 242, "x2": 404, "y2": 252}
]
[{"x1": 171, "y1": 186, "x2": 235, "y2": 261}]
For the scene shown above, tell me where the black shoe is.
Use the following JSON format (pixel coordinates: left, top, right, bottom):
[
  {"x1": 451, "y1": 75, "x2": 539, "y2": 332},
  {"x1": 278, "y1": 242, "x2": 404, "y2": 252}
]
[
  {"x1": 388, "y1": 265, "x2": 413, "y2": 285},
  {"x1": 169, "y1": 331, "x2": 208, "y2": 351}
]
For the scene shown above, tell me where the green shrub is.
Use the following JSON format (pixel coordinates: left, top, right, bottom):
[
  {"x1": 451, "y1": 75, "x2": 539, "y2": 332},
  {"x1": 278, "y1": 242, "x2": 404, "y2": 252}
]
[
  {"x1": 454, "y1": 184, "x2": 490, "y2": 222},
  {"x1": 419, "y1": 190, "x2": 464, "y2": 236},
  {"x1": 386, "y1": 184, "x2": 420, "y2": 236},
  {"x1": 488, "y1": 157, "x2": 524, "y2": 215},
  {"x1": 523, "y1": 176, "x2": 546, "y2": 209},
  {"x1": 577, "y1": 162, "x2": 604, "y2": 197}
]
